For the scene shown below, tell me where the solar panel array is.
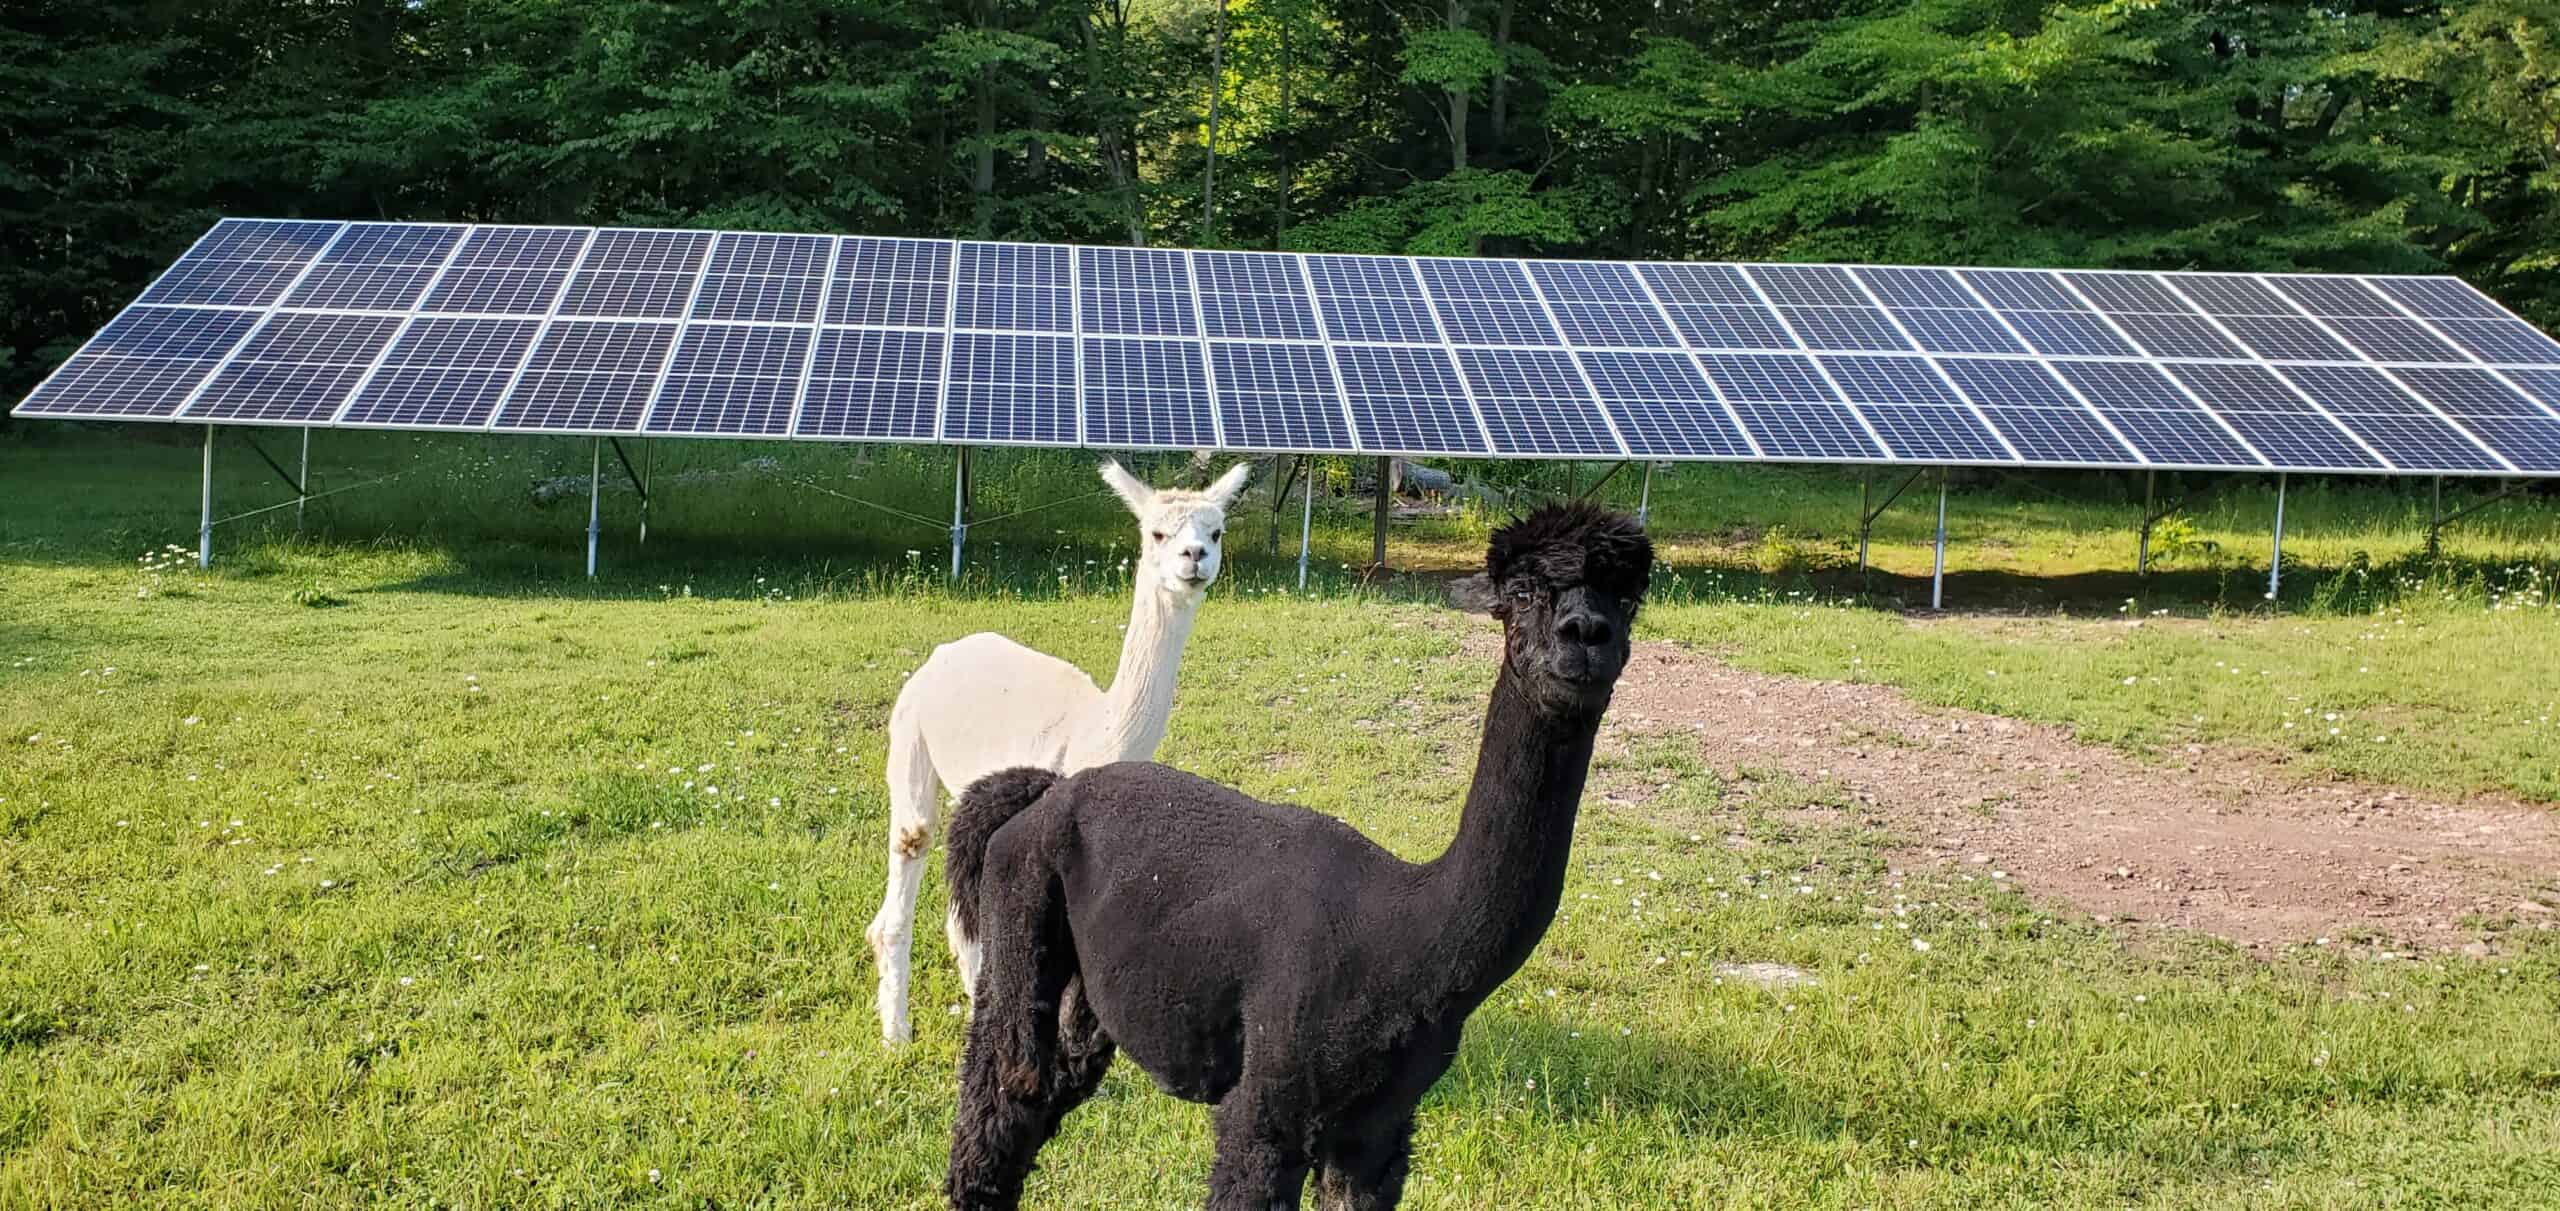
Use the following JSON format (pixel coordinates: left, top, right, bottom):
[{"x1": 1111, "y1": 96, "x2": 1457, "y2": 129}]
[{"x1": 18, "y1": 218, "x2": 2560, "y2": 476}]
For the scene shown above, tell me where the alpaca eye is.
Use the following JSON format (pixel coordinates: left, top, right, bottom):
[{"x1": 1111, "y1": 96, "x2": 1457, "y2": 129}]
[
  {"x1": 1210, "y1": 530, "x2": 1222, "y2": 543},
  {"x1": 1151, "y1": 531, "x2": 1166, "y2": 542}
]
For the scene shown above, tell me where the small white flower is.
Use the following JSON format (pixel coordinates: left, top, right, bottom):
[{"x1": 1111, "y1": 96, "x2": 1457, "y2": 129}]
[
  {"x1": 1911, "y1": 939, "x2": 1932, "y2": 952},
  {"x1": 398, "y1": 976, "x2": 415, "y2": 987}
]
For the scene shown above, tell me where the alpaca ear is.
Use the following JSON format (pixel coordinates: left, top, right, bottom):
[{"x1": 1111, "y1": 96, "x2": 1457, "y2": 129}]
[
  {"x1": 1099, "y1": 459, "x2": 1152, "y2": 516},
  {"x1": 1203, "y1": 462, "x2": 1252, "y2": 510}
]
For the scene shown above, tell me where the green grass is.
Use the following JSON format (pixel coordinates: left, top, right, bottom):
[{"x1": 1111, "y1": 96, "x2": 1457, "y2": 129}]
[{"x1": 4, "y1": 430, "x2": 2559, "y2": 1207}]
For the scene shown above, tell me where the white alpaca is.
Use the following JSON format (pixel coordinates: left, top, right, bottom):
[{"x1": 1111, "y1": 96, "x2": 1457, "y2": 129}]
[{"x1": 864, "y1": 458, "x2": 1251, "y2": 1045}]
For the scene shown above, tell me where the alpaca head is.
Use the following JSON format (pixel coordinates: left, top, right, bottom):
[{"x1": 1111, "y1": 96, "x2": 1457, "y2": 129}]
[
  {"x1": 1486, "y1": 502, "x2": 1652, "y2": 715},
  {"x1": 1101, "y1": 459, "x2": 1253, "y2": 602}
]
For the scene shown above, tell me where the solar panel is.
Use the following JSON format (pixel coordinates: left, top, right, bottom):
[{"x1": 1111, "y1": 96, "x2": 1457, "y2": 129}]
[
  {"x1": 955, "y1": 242, "x2": 1070, "y2": 333},
  {"x1": 24, "y1": 217, "x2": 2560, "y2": 479},
  {"x1": 645, "y1": 324, "x2": 814, "y2": 437},
  {"x1": 1208, "y1": 342, "x2": 1354, "y2": 452},
  {"x1": 2050, "y1": 360, "x2": 2264, "y2": 468},
  {"x1": 2163, "y1": 363, "x2": 2383, "y2": 472},
  {"x1": 1079, "y1": 247, "x2": 1198, "y2": 338},
  {"x1": 1819, "y1": 354, "x2": 2011, "y2": 461},
  {"x1": 490, "y1": 320, "x2": 678, "y2": 433},
  {"x1": 1083, "y1": 337, "x2": 1216, "y2": 449},
  {"x1": 829, "y1": 238, "x2": 952, "y2": 328},
  {"x1": 1935, "y1": 358, "x2": 2137, "y2": 464},
  {"x1": 2273, "y1": 364, "x2": 2506, "y2": 471},
  {"x1": 799, "y1": 329, "x2": 943, "y2": 441},
  {"x1": 943, "y1": 332, "x2": 1076, "y2": 444},
  {"x1": 1195, "y1": 251, "x2": 1322, "y2": 341},
  {"x1": 1306, "y1": 255, "x2": 1439, "y2": 343},
  {"x1": 1455, "y1": 348, "x2": 1623, "y2": 456},
  {"x1": 1332, "y1": 344, "x2": 1487, "y2": 454},
  {"x1": 1575, "y1": 350, "x2": 1755, "y2": 459}
]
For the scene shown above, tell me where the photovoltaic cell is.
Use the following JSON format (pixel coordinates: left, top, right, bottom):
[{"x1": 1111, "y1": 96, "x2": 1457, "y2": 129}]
[
  {"x1": 1575, "y1": 350, "x2": 1753, "y2": 459},
  {"x1": 1935, "y1": 358, "x2": 2136, "y2": 464},
  {"x1": 138, "y1": 260, "x2": 311, "y2": 308},
  {"x1": 1208, "y1": 342, "x2": 1353, "y2": 452},
  {"x1": 1818, "y1": 354, "x2": 2010, "y2": 461},
  {"x1": 193, "y1": 219, "x2": 344, "y2": 263},
  {"x1": 689, "y1": 232, "x2": 835, "y2": 324},
  {"x1": 1307, "y1": 256, "x2": 1440, "y2": 343},
  {"x1": 943, "y1": 332, "x2": 1076, "y2": 443},
  {"x1": 1079, "y1": 247, "x2": 1197, "y2": 338},
  {"x1": 1454, "y1": 349, "x2": 1622, "y2": 456},
  {"x1": 1195, "y1": 252, "x2": 1321, "y2": 341},
  {"x1": 2162, "y1": 363, "x2": 2381, "y2": 471},
  {"x1": 798, "y1": 329, "x2": 942, "y2": 441},
  {"x1": 1082, "y1": 337, "x2": 1215, "y2": 449},
  {"x1": 955, "y1": 243, "x2": 1071, "y2": 333},
  {"x1": 2272, "y1": 364, "x2": 2503, "y2": 471},
  {"x1": 2387, "y1": 367, "x2": 2560, "y2": 471},
  {"x1": 2050, "y1": 361, "x2": 2263, "y2": 468},
  {"x1": 1697, "y1": 353, "x2": 1881, "y2": 460},
  {"x1": 1332, "y1": 344, "x2": 1486, "y2": 454},
  {"x1": 2364, "y1": 276, "x2": 2506, "y2": 321},
  {"x1": 828, "y1": 238, "x2": 952, "y2": 328},
  {"x1": 188, "y1": 314, "x2": 404, "y2": 423}
]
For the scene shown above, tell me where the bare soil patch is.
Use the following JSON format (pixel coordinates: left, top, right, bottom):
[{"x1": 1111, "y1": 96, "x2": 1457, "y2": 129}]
[{"x1": 1469, "y1": 627, "x2": 2560, "y2": 953}]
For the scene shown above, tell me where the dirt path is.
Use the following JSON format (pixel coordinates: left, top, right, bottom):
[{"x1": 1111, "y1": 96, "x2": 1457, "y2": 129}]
[{"x1": 1489, "y1": 629, "x2": 2560, "y2": 953}]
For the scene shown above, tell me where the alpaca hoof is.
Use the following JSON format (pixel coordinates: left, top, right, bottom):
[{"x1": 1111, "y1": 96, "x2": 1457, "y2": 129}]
[{"x1": 882, "y1": 1019, "x2": 913, "y2": 1047}]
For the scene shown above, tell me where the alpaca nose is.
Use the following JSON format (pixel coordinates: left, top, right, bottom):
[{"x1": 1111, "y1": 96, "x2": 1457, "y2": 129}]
[
  {"x1": 1180, "y1": 544, "x2": 1206, "y2": 563},
  {"x1": 1557, "y1": 611, "x2": 1613, "y2": 647}
]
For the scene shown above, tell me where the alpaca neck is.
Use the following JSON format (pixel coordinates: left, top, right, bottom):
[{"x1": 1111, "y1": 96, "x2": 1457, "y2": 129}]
[
  {"x1": 1086, "y1": 583, "x2": 1199, "y2": 763},
  {"x1": 1413, "y1": 655, "x2": 1606, "y2": 1016}
]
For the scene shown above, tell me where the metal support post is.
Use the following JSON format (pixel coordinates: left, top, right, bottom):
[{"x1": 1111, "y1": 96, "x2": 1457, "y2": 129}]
[
  {"x1": 296, "y1": 428, "x2": 311, "y2": 534},
  {"x1": 1636, "y1": 463, "x2": 1653, "y2": 527},
  {"x1": 2268, "y1": 473, "x2": 2287, "y2": 600},
  {"x1": 640, "y1": 440, "x2": 652, "y2": 547},
  {"x1": 949, "y1": 447, "x2": 971, "y2": 582},
  {"x1": 586, "y1": 440, "x2": 603, "y2": 579},
  {"x1": 1297, "y1": 463, "x2": 1314, "y2": 591},
  {"x1": 1371, "y1": 456, "x2": 1391, "y2": 569},
  {"x1": 2427, "y1": 475, "x2": 2443, "y2": 557},
  {"x1": 1930, "y1": 472, "x2": 1949, "y2": 610},
  {"x1": 2138, "y1": 471, "x2": 2154, "y2": 576},
  {"x1": 1858, "y1": 471, "x2": 1871, "y2": 572},
  {"x1": 199, "y1": 426, "x2": 215, "y2": 568}
]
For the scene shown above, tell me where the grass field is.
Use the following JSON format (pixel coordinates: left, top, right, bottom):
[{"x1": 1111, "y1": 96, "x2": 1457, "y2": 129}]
[{"x1": 4, "y1": 429, "x2": 2559, "y2": 1208}]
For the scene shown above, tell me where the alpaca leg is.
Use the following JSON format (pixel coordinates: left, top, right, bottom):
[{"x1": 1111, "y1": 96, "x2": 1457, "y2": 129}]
[
  {"x1": 1313, "y1": 1026, "x2": 1454, "y2": 1211},
  {"x1": 1036, "y1": 976, "x2": 1116, "y2": 1142},
  {"x1": 1310, "y1": 1113, "x2": 1416, "y2": 1211},
  {"x1": 947, "y1": 903, "x2": 982, "y2": 1001},
  {"x1": 1206, "y1": 1086, "x2": 1313, "y2": 1211},
  {"x1": 866, "y1": 717, "x2": 941, "y2": 1046},
  {"x1": 946, "y1": 865, "x2": 1078, "y2": 1210}
]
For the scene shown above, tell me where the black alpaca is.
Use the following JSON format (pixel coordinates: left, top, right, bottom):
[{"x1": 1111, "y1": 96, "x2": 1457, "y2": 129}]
[{"x1": 942, "y1": 503, "x2": 1652, "y2": 1210}]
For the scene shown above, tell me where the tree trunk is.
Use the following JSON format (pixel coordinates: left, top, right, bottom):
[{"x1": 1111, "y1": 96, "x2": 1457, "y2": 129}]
[
  {"x1": 1275, "y1": 14, "x2": 1293, "y2": 244},
  {"x1": 1487, "y1": 0, "x2": 1513, "y2": 150},
  {"x1": 971, "y1": 1, "x2": 997, "y2": 238},
  {"x1": 1445, "y1": 0, "x2": 1469, "y2": 172},
  {"x1": 1202, "y1": 0, "x2": 1230, "y2": 245}
]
